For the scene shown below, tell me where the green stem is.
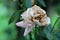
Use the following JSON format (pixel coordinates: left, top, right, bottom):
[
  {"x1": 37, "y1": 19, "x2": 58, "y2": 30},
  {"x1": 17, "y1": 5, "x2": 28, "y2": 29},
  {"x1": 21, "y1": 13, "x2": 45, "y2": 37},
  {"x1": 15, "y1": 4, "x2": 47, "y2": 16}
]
[
  {"x1": 29, "y1": 32, "x2": 32, "y2": 40},
  {"x1": 50, "y1": 17, "x2": 60, "y2": 32}
]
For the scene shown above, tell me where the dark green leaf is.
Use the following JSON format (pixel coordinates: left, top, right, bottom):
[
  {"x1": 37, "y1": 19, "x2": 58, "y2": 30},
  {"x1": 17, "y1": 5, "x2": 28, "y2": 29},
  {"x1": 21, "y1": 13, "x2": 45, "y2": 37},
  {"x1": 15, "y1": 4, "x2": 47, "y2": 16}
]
[
  {"x1": 25, "y1": 0, "x2": 32, "y2": 8},
  {"x1": 34, "y1": 24, "x2": 52, "y2": 40},
  {"x1": 44, "y1": 24, "x2": 53, "y2": 40},
  {"x1": 51, "y1": 17, "x2": 60, "y2": 32},
  {"x1": 52, "y1": 17, "x2": 60, "y2": 40},
  {"x1": 9, "y1": 11, "x2": 20, "y2": 24},
  {"x1": 37, "y1": 0, "x2": 46, "y2": 7},
  {"x1": 34, "y1": 26, "x2": 50, "y2": 40}
]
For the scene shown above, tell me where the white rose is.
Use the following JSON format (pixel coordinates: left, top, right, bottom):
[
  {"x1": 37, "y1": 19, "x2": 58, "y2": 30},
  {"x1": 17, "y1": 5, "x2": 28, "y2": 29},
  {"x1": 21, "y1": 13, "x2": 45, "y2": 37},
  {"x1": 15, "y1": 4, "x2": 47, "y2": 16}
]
[{"x1": 16, "y1": 5, "x2": 50, "y2": 36}]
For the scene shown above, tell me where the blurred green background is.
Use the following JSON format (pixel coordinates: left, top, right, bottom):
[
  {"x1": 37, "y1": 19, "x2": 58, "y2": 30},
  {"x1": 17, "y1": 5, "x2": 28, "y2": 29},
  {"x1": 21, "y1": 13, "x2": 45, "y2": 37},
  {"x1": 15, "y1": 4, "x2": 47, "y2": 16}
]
[{"x1": 0, "y1": 0, "x2": 60, "y2": 40}]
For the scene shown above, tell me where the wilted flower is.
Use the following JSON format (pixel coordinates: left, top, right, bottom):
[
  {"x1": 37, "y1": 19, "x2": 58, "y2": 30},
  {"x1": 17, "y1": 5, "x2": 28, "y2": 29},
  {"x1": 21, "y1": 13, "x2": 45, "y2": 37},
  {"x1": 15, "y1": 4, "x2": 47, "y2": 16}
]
[{"x1": 16, "y1": 5, "x2": 50, "y2": 36}]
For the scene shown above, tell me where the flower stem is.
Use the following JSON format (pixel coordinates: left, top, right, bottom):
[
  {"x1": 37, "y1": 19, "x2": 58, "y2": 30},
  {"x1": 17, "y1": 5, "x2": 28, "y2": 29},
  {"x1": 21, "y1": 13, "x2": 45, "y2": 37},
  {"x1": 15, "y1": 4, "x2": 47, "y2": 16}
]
[
  {"x1": 29, "y1": 33, "x2": 32, "y2": 40},
  {"x1": 50, "y1": 17, "x2": 60, "y2": 32}
]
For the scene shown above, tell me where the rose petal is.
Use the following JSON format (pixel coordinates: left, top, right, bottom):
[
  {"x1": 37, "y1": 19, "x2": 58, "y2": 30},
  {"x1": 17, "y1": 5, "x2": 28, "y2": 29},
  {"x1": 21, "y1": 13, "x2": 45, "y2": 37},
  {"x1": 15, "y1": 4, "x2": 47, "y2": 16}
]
[
  {"x1": 21, "y1": 8, "x2": 34, "y2": 19},
  {"x1": 24, "y1": 23, "x2": 35, "y2": 36},
  {"x1": 32, "y1": 5, "x2": 46, "y2": 14},
  {"x1": 16, "y1": 21, "x2": 27, "y2": 28},
  {"x1": 41, "y1": 17, "x2": 50, "y2": 26},
  {"x1": 45, "y1": 17, "x2": 50, "y2": 25}
]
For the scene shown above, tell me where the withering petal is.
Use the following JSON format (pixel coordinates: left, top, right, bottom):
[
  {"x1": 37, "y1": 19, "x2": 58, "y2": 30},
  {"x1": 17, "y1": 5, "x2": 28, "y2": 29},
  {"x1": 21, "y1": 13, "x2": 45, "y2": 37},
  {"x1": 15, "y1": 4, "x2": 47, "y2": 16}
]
[
  {"x1": 45, "y1": 17, "x2": 50, "y2": 25},
  {"x1": 32, "y1": 5, "x2": 46, "y2": 14},
  {"x1": 41, "y1": 17, "x2": 50, "y2": 26},
  {"x1": 21, "y1": 8, "x2": 34, "y2": 19},
  {"x1": 16, "y1": 21, "x2": 27, "y2": 28},
  {"x1": 24, "y1": 23, "x2": 34, "y2": 36}
]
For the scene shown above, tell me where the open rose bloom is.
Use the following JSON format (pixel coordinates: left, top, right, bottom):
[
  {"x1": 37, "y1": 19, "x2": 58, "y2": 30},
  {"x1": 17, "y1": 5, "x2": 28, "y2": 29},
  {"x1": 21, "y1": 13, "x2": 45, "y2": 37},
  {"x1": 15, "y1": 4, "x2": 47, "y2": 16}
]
[{"x1": 16, "y1": 5, "x2": 50, "y2": 36}]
